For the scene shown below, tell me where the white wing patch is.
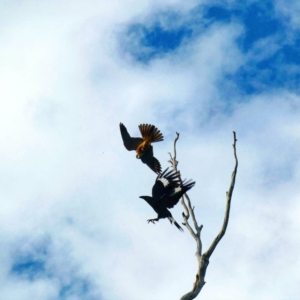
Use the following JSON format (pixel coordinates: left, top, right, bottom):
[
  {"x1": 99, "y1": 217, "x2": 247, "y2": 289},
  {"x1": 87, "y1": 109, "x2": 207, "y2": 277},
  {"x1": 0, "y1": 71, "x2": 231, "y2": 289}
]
[
  {"x1": 158, "y1": 177, "x2": 170, "y2": 187},
  {"x1": 170, "y1": 186, "x2": 182, "y2": 196}
]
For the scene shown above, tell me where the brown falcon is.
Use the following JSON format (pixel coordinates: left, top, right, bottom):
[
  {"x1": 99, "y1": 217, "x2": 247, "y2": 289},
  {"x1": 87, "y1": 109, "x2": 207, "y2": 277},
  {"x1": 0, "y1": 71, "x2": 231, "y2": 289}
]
[{"x1": 119, "y1": 123, "x2": 163, "y2": 174}]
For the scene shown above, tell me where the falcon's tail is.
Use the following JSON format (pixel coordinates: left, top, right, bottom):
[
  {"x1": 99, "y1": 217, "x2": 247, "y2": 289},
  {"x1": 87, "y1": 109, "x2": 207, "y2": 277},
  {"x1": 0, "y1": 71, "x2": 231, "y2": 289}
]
[
  {"x1": 168, "y1": 217, "x2": 184, "y2": 232},
  {"x1": 139, "y1": 124, "x2": 164, "y2": 143}
]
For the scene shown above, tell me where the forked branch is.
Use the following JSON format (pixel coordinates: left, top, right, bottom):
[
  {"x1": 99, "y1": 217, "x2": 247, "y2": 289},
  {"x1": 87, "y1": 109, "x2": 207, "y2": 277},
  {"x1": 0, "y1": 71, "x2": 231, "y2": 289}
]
[
  {"x1": 168, "y1": 132, "x2": 202, "y2": 243},
  {"x1": 168, "y1": 131, "x2": 238, "y2": 300}
]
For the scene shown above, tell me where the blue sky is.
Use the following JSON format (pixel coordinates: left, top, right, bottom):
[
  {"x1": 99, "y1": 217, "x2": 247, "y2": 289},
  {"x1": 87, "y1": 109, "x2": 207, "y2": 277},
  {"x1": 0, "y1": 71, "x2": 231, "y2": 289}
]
[
  {"x1": 123, "y1": 1, "x2": 300, "y2": 96},
  {"x1": 0, "y1": 0, "x2": 300, "y2": 299}
]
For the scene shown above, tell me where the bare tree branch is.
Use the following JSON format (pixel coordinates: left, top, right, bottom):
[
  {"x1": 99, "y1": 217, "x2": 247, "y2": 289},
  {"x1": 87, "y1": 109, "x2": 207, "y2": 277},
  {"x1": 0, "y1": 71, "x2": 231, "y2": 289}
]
[
  {"x1": 203, "y1": 131, "x2": 238, "y2": 259},
  {"x1": 168, "y1": 132, "x2": 190, "y2": 220},
  {"x1": 168, "y1": 131, "x2": 238, "y2": 300}
]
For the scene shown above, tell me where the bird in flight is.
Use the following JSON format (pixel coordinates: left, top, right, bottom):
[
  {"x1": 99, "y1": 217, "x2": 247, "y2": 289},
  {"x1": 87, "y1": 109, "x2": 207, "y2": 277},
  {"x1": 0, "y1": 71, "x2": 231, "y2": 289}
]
[
  {"x1": 119, "y1": 123, "x2": 163, "y2": 174},
  {"x1": 139, "y1": 168, "x2": 195, "y2": 232}
]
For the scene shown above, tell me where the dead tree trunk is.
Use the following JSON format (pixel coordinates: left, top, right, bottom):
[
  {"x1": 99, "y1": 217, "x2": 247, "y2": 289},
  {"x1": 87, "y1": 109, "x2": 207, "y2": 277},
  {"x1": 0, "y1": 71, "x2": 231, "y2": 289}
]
[{"x1": 168, "y1": 132, "x2": 238, "y2": 299}]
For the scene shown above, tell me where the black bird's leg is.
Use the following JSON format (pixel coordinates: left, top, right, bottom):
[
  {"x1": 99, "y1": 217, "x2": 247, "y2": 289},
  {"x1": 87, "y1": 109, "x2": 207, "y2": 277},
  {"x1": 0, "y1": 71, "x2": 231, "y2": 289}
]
[{"x1": 147, "y1": 217, "x2": 159, "y2": 224}]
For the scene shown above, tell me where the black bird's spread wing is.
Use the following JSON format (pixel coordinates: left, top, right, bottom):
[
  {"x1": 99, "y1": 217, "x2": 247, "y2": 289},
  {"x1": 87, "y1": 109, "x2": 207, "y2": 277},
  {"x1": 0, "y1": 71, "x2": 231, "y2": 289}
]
[
  {"x1": 120, "y1": 123, "x2": 143, "y2": 151},
  {"x1": 152, "y1": 168, "x2": 180, "y2": 199},
  {"x1": 152, "y1": 179, "x2": 165, "y2": 201},
  {"x1": 140, "y1": 146, "x2": 162, "y2": 174},
  {"x1": 164, "y1": 179, "x2": 195, "y2": 209}
]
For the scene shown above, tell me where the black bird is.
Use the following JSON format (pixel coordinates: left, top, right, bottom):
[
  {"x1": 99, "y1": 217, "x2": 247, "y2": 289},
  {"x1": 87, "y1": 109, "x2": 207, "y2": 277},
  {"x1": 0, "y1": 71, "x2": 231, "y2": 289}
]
[
  {"x1": 139, "y1": 168, "x2": 195, "y2": 232},
  {"x1": 119, "y1": 123, "x2": 163, "y2": 174}
]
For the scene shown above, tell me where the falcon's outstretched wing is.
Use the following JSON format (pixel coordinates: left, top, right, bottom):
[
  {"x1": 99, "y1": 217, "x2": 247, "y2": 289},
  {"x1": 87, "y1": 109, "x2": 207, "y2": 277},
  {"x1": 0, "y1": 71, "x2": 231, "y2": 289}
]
[
  {"x1": 120, "y1": 123, "x2": 143, "y2": 151},
  {"x1": 140, "y1": 146, "x2": 162, "y2": 174}
]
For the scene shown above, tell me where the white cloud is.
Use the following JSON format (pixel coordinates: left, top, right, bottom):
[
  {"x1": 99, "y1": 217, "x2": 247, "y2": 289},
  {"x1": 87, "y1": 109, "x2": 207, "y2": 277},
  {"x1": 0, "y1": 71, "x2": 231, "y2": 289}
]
[{"x1": 276, "y1": 0, "x2": 300, "y2": 28}]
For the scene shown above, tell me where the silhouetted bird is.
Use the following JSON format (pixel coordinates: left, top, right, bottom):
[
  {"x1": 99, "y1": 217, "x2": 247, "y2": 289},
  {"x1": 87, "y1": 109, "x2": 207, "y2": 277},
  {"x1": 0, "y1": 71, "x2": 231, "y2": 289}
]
[
  {"x1": 139, "y1": 168, "x2": 195, "y2": 232},
  {"x1": 120, "y1": 123, "x2": 163, "y2": 174}
]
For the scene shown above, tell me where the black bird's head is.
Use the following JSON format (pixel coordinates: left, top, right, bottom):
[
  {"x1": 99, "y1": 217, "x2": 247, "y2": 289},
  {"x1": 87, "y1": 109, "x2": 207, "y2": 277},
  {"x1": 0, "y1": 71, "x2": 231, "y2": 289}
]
[{"x1": 139, "y1": 196, "x2": 153, "y2": 205}]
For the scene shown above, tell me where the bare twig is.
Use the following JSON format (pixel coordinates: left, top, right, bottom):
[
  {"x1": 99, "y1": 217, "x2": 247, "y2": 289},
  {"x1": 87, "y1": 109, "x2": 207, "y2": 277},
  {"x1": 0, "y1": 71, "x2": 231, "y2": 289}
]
[{"x1": 168, "y1": 131, "x2": 238, "y2": 300}]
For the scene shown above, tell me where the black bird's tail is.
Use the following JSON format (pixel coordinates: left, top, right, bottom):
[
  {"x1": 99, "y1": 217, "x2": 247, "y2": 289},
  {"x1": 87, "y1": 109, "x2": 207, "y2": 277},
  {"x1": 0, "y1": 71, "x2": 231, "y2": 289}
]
[
  {"x1": 168, "y1": 217, "x2": 184, "y2": 232},
  {"x1": 174, "y1": 220, "x2": 184, "y2": 232}
]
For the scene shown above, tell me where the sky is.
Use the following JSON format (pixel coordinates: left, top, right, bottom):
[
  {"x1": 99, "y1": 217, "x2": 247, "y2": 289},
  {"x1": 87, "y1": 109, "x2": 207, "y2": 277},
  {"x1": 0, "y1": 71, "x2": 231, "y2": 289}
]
[{"x1": 0, "y1": 0, "x2": 300, "y2": 299}]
